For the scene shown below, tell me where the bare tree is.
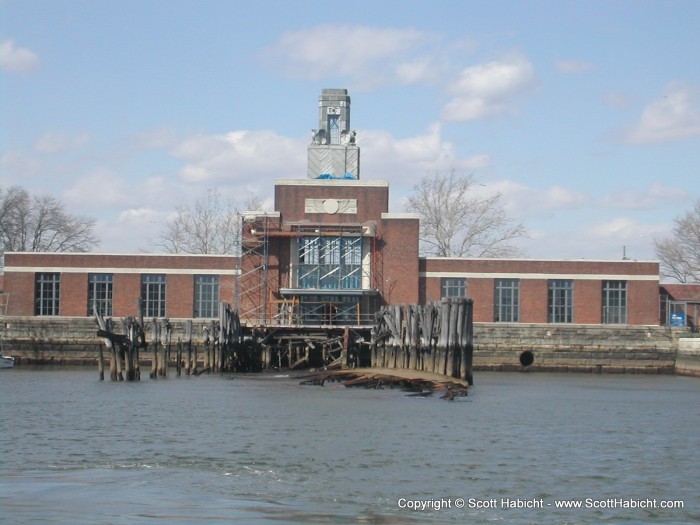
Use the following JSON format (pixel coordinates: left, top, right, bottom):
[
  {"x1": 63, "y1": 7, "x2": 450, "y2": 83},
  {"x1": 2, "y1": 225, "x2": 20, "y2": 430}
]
[
  {"x1": 405, "y1": 170, "x2": 526, "y2": 257},
  {"x1": 1, "y1": 185, "x2": 99, "y2": 257},
  {"x1": 155, "y1": 188, "x2": 263, "y2": 254},
  {"x1": 654, "y1": 199, "x2": 700, "y2": 283}
]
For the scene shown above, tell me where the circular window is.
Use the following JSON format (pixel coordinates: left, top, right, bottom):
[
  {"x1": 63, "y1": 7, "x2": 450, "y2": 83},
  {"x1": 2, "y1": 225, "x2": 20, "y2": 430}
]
[{"x1": 323, "y1": 198, "x2": 340, "y2": 214}]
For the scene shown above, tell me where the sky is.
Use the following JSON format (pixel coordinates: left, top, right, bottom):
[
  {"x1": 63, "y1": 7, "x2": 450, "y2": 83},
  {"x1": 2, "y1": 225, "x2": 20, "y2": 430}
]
[{"x1": 1, "y1": 0, "x2": 699, "y2": 261}]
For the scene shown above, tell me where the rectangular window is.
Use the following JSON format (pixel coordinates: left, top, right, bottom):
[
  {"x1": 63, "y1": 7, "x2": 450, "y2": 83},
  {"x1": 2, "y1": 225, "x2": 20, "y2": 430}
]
[
  {"x1": 603, "y1": 280, "x2": 627, "y2": 324},
  {"x1": 495, "y1": 279, "x2": 519, "y2": 322},
  {"x1": 88, "y1": 273, "x2": 113, "y2": 316},
  {"x1": 298, "y1": 295, "x2": 360, "y2": 325},
  {"x1": 299, "y1": 237, "x2": 320, "y2": 265},
  {"x1": 328, "y1": 114, "x2": 340, "y2": 144},
  {"x1": 441, "y1": 278, "x2": 466, "y2": 298},
  {"x1": 320, "y1": 237, "x2": 341, "y2": 265},
  {"x1": 298, "y1": 236, "x2": 362, "y2": 290},
  {"x1": 548, "y1": 280, "x2": 574, "y2": 323},
  {"x1": 35, "y1": 273, "x2": 60, "y2": 316},
  {"x1": 141, "y1": 274, "x2": 166, "y2": 318},
  {"x1": 194, "y1": 275, "x2": 220, "y2": 318}
]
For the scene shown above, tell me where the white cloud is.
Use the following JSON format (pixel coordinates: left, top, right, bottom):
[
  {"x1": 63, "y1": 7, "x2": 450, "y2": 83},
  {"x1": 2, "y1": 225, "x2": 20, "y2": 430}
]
[
  {"x1": 169, "y1": 123, "x2": 483, "y2": 196},
  {"x1": 441, "y1": 53, "x2": 535, "y2": 121},
  {"x1": 360, "y1": 123, "x2": 486, "y2": 188},
  {"x1": 131, "y1": 127, "x2": 180, "y2": 150},
  {"x1": 603, "y1": 92, "x2": 632, "y2": 109},
  {"x1": 263, "y1": 25, "x2": 443, "y2": 88},
  {"x1": 491, "y1": 180, "x2": 589, "y2": 218},
  {"x1": 117, "y1": 207, "x2": 161, "y2": 224},
  {"x1": 172, "y1": 130, "x2": 306, "y2": 184},
  {"x1": 601, "y1": 182, "x2": 689, "y2": 210},
  {"x1": 555, "y1": 60, "x2": 594, "y2": 74},
  {"x1": 34, "y1": 132, "x2": 90, "y2": 154},
  {"x1": 63, "y1": 168, "x2": 132, "y2": 210},
  {"x1": 0, "y1": 38, "x2": 39, "y2": 73},
  {"x1": 625, "y1": 82, "x2": 700, "y2": 144},
  {"x1": 1, "y1": 150, "x2": 42, "y2": 183},
  {"x1": 583, "y1": 216, "x2": 667, "y2": 240}
]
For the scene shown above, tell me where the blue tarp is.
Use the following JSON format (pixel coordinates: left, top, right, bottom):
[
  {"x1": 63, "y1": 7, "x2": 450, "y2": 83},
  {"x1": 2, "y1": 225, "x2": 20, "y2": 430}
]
[{"x1": 316, "y1": 173, "x2": 356, "y2": 180}]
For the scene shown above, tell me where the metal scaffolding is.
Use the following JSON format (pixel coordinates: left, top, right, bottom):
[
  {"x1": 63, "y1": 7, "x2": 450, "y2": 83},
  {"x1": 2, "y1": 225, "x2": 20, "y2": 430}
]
[{"x1": 237, "y1": 216, "x2": 380, "y2": 327}]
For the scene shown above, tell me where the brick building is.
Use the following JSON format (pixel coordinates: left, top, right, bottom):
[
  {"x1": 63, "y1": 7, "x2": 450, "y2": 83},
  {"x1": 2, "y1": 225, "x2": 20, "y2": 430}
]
[
  {"x1": 0, "y1": 89, "x2": 666, "y2": 328},
  {"x1": 1, "y1": 253, "x2": 237, "y2": 319}
]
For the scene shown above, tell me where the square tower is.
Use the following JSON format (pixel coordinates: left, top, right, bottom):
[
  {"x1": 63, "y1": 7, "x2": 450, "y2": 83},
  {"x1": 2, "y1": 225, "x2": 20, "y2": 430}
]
[{"x1": 308, "y1": 89, "x2": 360, "y2": 179}]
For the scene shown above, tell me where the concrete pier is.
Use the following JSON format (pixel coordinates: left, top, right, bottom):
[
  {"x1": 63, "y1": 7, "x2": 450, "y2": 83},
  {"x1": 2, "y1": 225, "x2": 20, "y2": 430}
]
[
  {"x1": 675, "y1": 338, "x2": 700, "y2": 377},
  {"x1": 1, "y1": 316, "x2": 698, "y2": 376}
]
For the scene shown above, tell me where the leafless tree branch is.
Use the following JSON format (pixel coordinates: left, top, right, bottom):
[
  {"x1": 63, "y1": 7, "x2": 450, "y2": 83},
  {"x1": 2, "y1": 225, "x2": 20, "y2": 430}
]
[
  {"x1": 654, "y1": 199, "x2": 700, "y2": 283},
  {"x1": 154, "y1": 189, "x2": 263, "y2": 255},
  {"x1": 405, "y1": 170, "x2": 527, "y2": 257},
  {"x1": 1, "y1": 185, "x2": 99, "y2": 258}
]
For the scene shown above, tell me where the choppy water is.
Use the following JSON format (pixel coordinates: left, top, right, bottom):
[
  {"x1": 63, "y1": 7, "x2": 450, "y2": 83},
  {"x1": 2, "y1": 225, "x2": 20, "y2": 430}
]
[{"x1": 1, "y1": 368, "x2": 698, "y2": 524}]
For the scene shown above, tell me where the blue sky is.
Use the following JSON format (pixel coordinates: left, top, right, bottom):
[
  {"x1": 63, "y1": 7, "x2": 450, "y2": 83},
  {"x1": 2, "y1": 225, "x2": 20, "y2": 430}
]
[{"x1": 2, "y1": 0, "x2": 699, "y2": 260}]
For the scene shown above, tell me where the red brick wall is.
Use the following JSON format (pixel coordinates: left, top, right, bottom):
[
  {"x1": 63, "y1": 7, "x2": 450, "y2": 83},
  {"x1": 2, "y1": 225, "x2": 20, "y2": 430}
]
[
  {"x1": 1, "y1": 249, "x2": 661, "y2": 325},
  {"x1": 520, "y1": 279, "x2": 548, "y2": 323},
  {"x1": 167, "y1": 274, "x2": 193, "y2": 318},
  {"x1": 4, "y1": 272, "x2": 35, "y2": 316},
  {"x1": 4, "y1": 252, "x2": 237, "y2": 271},
  {"x1": 113, "y1": 274, "x2": 141, "y2": 317},
  {"x1": 379, "y1": 216, "x2": 420, "y2": 304},
  {"x1": 575, "y1": 280, "x2": 602, "y2": 324},
  {"x1": 60, "y1": 273, "x2": 88, "y2": 316},
  {"x1": 275, "y1": 182, "x2": 389, "y2": 223},
  {"x1": 629, "y1": 280, "x2": 660, "y2": 325},
  {"x1": 421, "y1": 257, "x2": 659, "y2": 277},
  {"x1": 3, "y1": 253, "x2": 238, "y2": 318},
  {"x1": 470, "y1": 278, "x2": 494, "y2": 321},
  {"x1": 420, "y1": 257, "x2": 660, "y2": 325},
  {"x1": 220, "y1": 275, "x2": 236, "y2": 306}
]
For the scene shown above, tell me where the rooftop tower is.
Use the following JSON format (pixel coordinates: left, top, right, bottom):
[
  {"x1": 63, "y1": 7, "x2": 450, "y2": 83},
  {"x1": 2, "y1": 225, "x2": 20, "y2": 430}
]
[{"x1": 307, "y1": 89, "x2": 360, "y2": 179}]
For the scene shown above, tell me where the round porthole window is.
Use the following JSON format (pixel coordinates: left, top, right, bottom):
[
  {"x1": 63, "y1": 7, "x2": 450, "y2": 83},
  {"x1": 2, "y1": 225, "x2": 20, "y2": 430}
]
[{"x1": 323, "y1": 198, "x2": 340, "y2": 214}]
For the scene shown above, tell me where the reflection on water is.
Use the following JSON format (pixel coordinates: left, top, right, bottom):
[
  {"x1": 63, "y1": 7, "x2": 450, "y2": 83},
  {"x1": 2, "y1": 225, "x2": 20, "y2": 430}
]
[{"x1": 1, "y1": 368, "x2": 699, "y2": 524}]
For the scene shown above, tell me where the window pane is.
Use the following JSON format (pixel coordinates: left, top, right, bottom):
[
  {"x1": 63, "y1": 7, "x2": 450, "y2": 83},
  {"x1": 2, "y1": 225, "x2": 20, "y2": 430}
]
[
  {"x1": 141, "y1": 274, "x2": 166, "y2": 317},
  {"x1": 194, "y1": 275, "x2": 220, "y2": 318},
  {"x1": 88, "y1": 273, "x2": 113, "y2": 316},
  {"x1": 298, "y1": 236, "x2": 362, "y2": 290},
  {"x1": 495, "y1": 279, "x2": 519, "y2": 322},
  {"x1": 441, "y1": 278, "x2": 466, "y2": 298},
  {"x1": 548, "y1": 280, "x2": 573, "y2": 323},
  {"x1": 35, "y1": 273, "x2": 60, "y2": 316},
  {"x1": 602, "y1": 281, "x2": 627, "y2": 324}
]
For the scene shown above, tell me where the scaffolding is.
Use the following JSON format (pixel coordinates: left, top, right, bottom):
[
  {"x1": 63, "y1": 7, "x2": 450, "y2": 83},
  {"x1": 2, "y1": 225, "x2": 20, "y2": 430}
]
[
  {"x1": 237, "y1": 216, "x2": 381, "y2": 327},
  {"x1": 237, "y1": 212, "x2": 279, "y2": 325}
]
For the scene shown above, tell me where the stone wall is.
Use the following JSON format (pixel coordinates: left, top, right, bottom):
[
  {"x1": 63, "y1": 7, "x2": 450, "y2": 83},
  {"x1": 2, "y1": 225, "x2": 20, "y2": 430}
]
[
  {"x1": 0, "y1": 316, "x2": 215, "y2": 365},
  {"x1": 472, "y1": 323, "x2": 683, "y2": 374},
  {"x1": 0, "y1": 316, "x2": 695, "y2": 374},
  {"x1": 675, "y1": 338, "x2": 700, "y2": 377}
]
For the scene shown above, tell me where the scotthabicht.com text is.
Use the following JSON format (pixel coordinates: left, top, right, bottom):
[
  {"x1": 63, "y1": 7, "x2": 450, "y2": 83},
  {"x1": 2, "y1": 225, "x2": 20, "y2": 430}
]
[{"x1": 396, "y1": 497, "x2": 685, "y2": 512}]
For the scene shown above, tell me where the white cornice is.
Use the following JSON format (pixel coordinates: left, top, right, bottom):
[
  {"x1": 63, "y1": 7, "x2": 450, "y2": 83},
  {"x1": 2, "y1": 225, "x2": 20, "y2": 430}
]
[{"x1": 275, "y1": 179, "x2": 388, "y2": 187}]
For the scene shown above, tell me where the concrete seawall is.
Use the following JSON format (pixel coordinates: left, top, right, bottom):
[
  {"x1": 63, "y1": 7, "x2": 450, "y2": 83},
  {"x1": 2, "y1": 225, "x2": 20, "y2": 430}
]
[
  {"x1": 0, "y1": 317, "x2": 214, "y2": 365},
  {"x1": 676, "y1": 338, "x2": 700, "y2": 377},
  {"x1": 1, "y1": 317, "x2": 697, "y2": 375},
  {"x1": 472, "y1": 323, "x2": 683, "y2": 374}
]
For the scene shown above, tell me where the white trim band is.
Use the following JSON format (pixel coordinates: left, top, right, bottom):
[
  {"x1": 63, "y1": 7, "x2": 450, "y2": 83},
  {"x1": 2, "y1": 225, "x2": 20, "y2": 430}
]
[
  {"x1": 4, "y1": 266, "x2": 240, "y2": 275},
  {"x1": 421, "y1": 271, "x2": 658, "y2": 281}
]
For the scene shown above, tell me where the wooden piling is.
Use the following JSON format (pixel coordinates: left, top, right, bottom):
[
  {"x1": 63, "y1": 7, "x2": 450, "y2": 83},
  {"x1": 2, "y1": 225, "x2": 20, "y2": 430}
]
[
  {"x1": 185, "y1": 320, "x2": 193, "y2": 375},
  {"x1": 93, "y1": 306, "x2": 110, "y2": 380},
  {"x1": 159, "y1": 319, "x2": 170, "y2": 377},
  {"x1": 148, "y1": 319, "x2": 157, "y2": 379},
  {"x1": 367, "y1": 298, "x2": 473, "y2": 383}
]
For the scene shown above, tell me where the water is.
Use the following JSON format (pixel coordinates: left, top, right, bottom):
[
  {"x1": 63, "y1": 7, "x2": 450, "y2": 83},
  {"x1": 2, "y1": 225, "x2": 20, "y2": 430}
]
[{"x1": 1, "y1": 368, "x2": 698, "y2": 524}]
